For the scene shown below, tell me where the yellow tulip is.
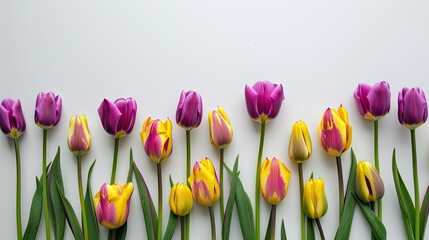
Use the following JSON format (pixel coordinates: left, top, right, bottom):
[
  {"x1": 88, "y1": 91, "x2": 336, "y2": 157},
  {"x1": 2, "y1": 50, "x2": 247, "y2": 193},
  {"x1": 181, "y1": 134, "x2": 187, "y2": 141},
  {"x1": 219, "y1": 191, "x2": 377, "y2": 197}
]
[
  {"x1": 289, "y1": 120, "x2": 312, "y2": 163},
  {"x1": 303, "y1": 178, "x2": 328, "y2": 219},
  {"x1": 355, "y1": 161, "x2": 384, "y2": 202},
  {"x1": 169, "y1": 183, "x2": 193, "y2": 216}
]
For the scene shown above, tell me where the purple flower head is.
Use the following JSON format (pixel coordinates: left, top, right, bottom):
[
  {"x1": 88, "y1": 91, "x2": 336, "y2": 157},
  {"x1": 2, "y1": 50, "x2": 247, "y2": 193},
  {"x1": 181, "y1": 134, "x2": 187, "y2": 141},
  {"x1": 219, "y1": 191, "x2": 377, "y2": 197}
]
[
  {"x1": 354, "y1": 81, "x2": 391, "y2": 121},
  {"x1": 245, "y1": 81, "x2": 285, "y2": 123},
  {"x1": 0, "y1": 99, "x2": 26, "y2": 138},
  {"x1": 176, "y1": 91, "x2": 203, "y2": 130},
  {"x1": 398, "y1": 87, "x2": 428, "y2": 130},
  {"x1": 34, "y1": 91, "x2": 62, "y2": 129},
  {"x1": 97, "y1": 97, "x2": 137, "y2": 138}
]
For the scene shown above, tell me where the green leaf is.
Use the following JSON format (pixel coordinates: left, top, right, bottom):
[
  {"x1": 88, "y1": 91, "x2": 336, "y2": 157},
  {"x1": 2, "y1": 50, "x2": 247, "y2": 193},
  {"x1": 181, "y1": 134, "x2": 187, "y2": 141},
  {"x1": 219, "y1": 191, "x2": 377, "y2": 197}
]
[
  {"x1": 334, "y1": 149, "x2": 357, "y2": 240},
  {"x1": 47, "y1": 147, "x2": 66, "y2": 240},
  {"x1": 235, "y1": 176, "x2": 256, "y2": 240},
  {"x1": 222, "y1": 156, "x2": 239, "y2": 240},
  {"x1": 264, "y1": 207, "x2": 272, "y2": 240},
  {"x1": 163, "y1": 211, "x2": 178, "y2": 240},
  {"x1": 133, "y1": 162, "x2": 158, "y2": 240},
  {"x1": 84, "y1": 160, "x2": 99, "y2": 240},
  {"x1": 392, "y1": 149, "x2": 415, "y2": 240},
  {"x1": 420, "y1": 186, "x2": 429, "y2": 238},
  {"x1": 127, "y1": 148, "x2": 134, "y2": 182},
  {"x1": 306, "y1": 217, "x2": 315, "y2": 240},
  {"x1": 281, "y1": 219, "x2": 287, "y2": 240},
  {"x1": 23, "y1": 178, "x2": 43, "y2": 240},
  {"x1": 353, "y1": 194, "x2": 386, "y2": 240},
  {"x1": 57, "y1": 182, "x2": 83, "y2": 240}
]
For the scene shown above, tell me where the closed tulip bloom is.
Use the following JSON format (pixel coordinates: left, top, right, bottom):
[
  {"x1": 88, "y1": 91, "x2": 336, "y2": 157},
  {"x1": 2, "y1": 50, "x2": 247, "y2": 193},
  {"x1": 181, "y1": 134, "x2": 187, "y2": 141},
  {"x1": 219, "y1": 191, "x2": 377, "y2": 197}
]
[
  {"x1": 176, "y1": 91, "x2": 203, "y2": 129},
  {"x1": 67, "y1": 115, "x2": 90, "y2": 157},
  {"x1": 208, "y1": 106, "x2": 233, "y2": 149},
  {"x1": 355, "y1": 161, "x2": 384, "y2": 203},
  {"x1": 260, "y1": 157, "x2": 291, "y2": 205},
  {"x1": 34, "y1": 91, "x2": 62, "y2": 129},
  {"x1": 244, "y1": 81, "x2": 285, "y2": 123},
  {"x1": 94, "y1": 183, "x2": 134, "y2": 230},
  {"x1": 289, "y1": 120, "x2": 312, "y2": 163},
  {"x1": 188, "y1": 158, "x2": 220, "y2": 207},
  {"x1": 354, "y1": 81, "x2": 391, "y2": 121},
  {"x1": 140, "y1": 117, "x2": 173, "y2": 164},
  {"x1": 169, "y1": 183, "x2": 193, "y2": 216},
  {"x1": 398, "y1": 87, "x2": 428, "y2": 130},
  {"x1": 303, "y1": 178, "x2": 328, "y2": 219},
  {"x1": 0, "y1": 99, "x2": 26, "y2": 139},
  {"x1": 318, "y1": 106, "x2": 352, "y2": 157},
  {"x1": 97, "y1": 97, "x2": 137, "y2": 138}
]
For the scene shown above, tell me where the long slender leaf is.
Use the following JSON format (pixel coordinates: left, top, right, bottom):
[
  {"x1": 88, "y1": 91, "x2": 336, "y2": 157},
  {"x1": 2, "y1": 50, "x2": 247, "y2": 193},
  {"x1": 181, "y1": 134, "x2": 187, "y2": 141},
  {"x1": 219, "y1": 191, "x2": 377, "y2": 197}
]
[
  {"x1": 23, "y1": 178, "x2": 43, "y2": 240},
  {"x1": 84, "y1": 160, "x2": 99, "y2": 240},
  {"x1": 334, "y1": 149, "x2": 357, "y2": 240},
  {"x1": 353, "y1": 194, "x2": 386, "y2": 240},
  {"x1": 133, "y1": 162, "x2": 158, "y2": 240},
  {"x1": 163, "y1": 211, "x2": 178, "y2": 240},
  {"x1": 281, "y1": 219, "x2": 287, "y2": 240},
  {"x1": 420, "y1": 186, "x2": 429, "y2": 238},
  {"x1": 57, "y1": 182, "x2": 83, "y2": 240},
  {"x1": 392, "y1": 149, "x2": 415, "y2": 240},
  {"x1": 47, "y1": 147, "x2": 66, "y2": 240},
  {"x1": 222, "y1": 156, "x2": 239, "y2": 240},
  {"x1": 306, "y1": 217, "x2": 315, "y2": 240},
  {"x1": 236, "y1": 176, "x2": 256, "y2": 240},
  {"x1": 264, "y1": 208, "x2": 272, "y2": 240}
]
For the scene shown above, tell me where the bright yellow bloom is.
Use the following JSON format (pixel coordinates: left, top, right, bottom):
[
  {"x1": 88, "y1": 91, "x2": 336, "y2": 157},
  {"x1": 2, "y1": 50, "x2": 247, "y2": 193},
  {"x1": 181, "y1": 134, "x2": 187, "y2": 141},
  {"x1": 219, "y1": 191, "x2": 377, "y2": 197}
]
[
  {"x1": 355, "y1": 161, "x2": 384, "y2": 202},
  {"x1": 260, "y1": 157, "x2": 291, "y2": 205},
  {"x1": 67, "y1": 115, "x2": 90, "y2": 157},
  {"x1": 169, "y1": 183, "x2": 193, "y2": 216},
  {"x1": 208, "y1": 106, "x2": 233, "y2": 149},
  {"x1": 188, "y1": 158, "x2": 220, "y2": 207},
  {"x1": 289, "y1": 120, "x2": 312, "y2": 163},
  {"x1": 140, "y1": 117, "x2": 173, "y2": 164},
  {"x1": 303, "y1": 178, "x2": 328, "y2": 219}
]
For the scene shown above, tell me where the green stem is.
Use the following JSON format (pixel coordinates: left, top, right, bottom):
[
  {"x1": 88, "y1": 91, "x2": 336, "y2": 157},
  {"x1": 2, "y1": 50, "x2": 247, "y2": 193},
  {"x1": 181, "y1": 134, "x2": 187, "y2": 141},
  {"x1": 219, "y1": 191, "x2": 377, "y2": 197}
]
[
  {"x1": 42, "y1": 129, "x2": 50, "y2": 240},
  {"x1": 270, "y1": 205, "x2": 276, "y2": 240},
  {"x1": 77, "y1": 156, "x2": 88, "y2": 240},
  {"x1": 108, "y1": 229, "x2": 116, "y2": 240},
  {"x1": 181, "y1": 216, "x2": 185, "y2": 240},
  {"x1": 209, "y1": 206, "x2": 216, "y2": 240},
  {"x1": 374, "y1": 121, "x2": 382, "y2": 221},
  {"x1": 336, "y1": 156, "x2": 344, "y2": 220},
  {"x1": 315, "y1": 219, "x2": 325, "y2": 240},
  {"x1": 14, "y1": 138, "x2": 22, "y2": 240},
  {"x1": 157, "y1": 163, "x2": 163, "y2": 240},
  {"x1": 219, "y1": 148, "x2": 225, "y2": 221},
  {"x1": 298, "y1": 163, "x2": 305, "y2": 240},
  {"x1": 411, "y1": 129, "x2": 420, "y2": 240},
  {"x1": 185, "y1": 129, "x2": 191, "y2": 240},
  {"x1": 110, "y1": 137, "x2": 120, "y2": 185},
  {"x1": 255, "y1": 122, "x2": 266, "y2": 239}
]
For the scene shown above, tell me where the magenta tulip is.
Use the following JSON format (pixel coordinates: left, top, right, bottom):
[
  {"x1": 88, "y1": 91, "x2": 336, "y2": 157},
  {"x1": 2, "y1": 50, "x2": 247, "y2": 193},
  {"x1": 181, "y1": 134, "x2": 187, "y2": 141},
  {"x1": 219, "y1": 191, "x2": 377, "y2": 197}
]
[
  {"x1": 398, "y1": 87, "x2": 428, "y2": 130},
  {"x1": 354, "y1": 81, "x2": 391, "y2": 121},
  {"x1": 34, "y1": 91, "x2": 62, "y2": 129},
  {"x1": 97, "y1": 97, "x2": 137, "y2": 138},
  {"x1": 176, "y1": 91, "x2": 203, "y2": 129},
  {"x1": 0, "y1": 99, "x2": 26, "y2": 139},
  {"x1": 244, "y1": 81, "x2": 284, "y2": 123}
]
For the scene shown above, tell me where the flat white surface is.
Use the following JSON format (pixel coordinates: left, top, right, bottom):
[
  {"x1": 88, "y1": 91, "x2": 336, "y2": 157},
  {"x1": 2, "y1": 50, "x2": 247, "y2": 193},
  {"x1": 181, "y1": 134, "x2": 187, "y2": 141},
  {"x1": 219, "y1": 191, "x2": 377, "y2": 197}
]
[{"x1": 1, "y1": 1, "x2": 429, "y2": 239}]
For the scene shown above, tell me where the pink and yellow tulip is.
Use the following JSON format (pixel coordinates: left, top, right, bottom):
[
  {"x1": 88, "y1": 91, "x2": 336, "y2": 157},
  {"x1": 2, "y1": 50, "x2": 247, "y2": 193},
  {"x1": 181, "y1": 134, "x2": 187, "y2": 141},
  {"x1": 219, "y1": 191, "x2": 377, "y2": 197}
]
[
  {"x1": 140, "y1": 117, "x2": 173, "y2": 164},
  {"x1": 208, "y1": 106, "x2": 233, "y2": 149},
  {"x1": 260, "y1": 157, "x2": 291, "y2": 205},
  {"x1": 67, "y1": 115, "x2": 90, "y2": 157},
  {"x1": 188, "y1": 158, "x2": 220, "y2": 207}
]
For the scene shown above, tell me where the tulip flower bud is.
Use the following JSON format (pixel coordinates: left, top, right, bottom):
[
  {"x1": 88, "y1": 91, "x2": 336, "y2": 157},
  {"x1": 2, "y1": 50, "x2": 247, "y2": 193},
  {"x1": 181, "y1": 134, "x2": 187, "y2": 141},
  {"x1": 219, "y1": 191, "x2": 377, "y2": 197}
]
[
  {"x1": 303, "y1": 178, "x2": 328, "y2": 219},
  {"x1": 398, "y1": 87, "x2": 428, "y2": 130},
  {"x1": 245, "y1": 81, "x2": 285, "y2": 123},
  {"x1": 97, "y1": 97, "x2": 137, "y2": 138},
  {"x1": 355, "y1": 161, "x2": 384, "y2": 203},
  {"x1": 208, "y1": 106, "x2": 233, "y2": 149},
  {"x1": 0, "y1": 99, "x2": 26, "y2": 139},
  {"x1": 140, "y1": 117, "x2": 173, "y2": 164},
  {"x1": 169, "y1": 183, "x2": 193, "y2": 216},
  {"x1": 176, "y1": 91, "x2": 203, "y2": 130},
  {"x1": 188, "y1": 158, "x2": 220, "y2": 207},
  {"x1": 67, "y1": 115, "x2": 91, "y2": 157},
  {"x1": 260, "y1": 157, "x2": 291, "y2": 205},
  {"x1": 318, "y1": 105, "x2": 352, "y2": 157},
  {"x1": 34, "y1": 91, "x2": 62, "y2": 129},
  {"x1": 289, "y1": 120, "x2": 312, "y2": 163},
  {"x1": 94, "y1": 182, "x2": 134, "y2": 229},
  {"x1": 354, "y1": 81, "x2": 391, "y2": 121}
]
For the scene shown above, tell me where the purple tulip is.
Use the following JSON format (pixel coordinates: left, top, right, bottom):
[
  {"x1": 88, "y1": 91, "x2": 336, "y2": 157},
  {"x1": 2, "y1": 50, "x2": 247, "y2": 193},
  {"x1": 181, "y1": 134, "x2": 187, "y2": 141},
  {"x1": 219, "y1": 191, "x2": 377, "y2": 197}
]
[
  {"x1": 0, "y1": 99, "x2": 26, "y2": 138},
  {"x1": 245, "y1": 81, "x2": 285, "y2": 123},
  {"x1": 34, "y1": 92, "x2": 62, "y2": 129},
  {"x1": 398, "y1": 87, "x2": 428, "y2": 130},
  {"x1": 354, "y1": 81, "x2": 391, "y2": 121},
  {"x1": 176, "y1": 91, "x2": 203, "y2": 130},
  {"x1": 97, "y1": 97, "x2": 137, "y2": 138}
]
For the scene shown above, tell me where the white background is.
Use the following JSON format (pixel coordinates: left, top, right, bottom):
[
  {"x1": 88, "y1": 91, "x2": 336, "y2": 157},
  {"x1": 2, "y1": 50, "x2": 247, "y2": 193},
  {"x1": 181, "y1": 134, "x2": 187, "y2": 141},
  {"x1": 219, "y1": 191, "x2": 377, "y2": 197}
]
[{"x1": 1, "y1": 1, "x2": 429, "y2": 239}]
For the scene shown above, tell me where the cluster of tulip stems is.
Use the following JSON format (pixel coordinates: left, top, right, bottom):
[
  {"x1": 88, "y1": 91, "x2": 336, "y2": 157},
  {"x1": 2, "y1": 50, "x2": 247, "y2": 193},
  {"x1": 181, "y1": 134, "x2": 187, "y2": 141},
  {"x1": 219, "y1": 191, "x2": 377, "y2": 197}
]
[{"x1": 0, "y1": 80, "x2": 428, "y2": 240}]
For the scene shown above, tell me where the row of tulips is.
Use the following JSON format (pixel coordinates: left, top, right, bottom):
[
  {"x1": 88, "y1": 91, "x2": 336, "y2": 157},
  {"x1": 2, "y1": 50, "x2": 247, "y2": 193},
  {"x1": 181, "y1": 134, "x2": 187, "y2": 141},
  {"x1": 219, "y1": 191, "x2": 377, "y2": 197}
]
[{"x1": 0, "y1": 80, "x2": 428, "y2": 240}]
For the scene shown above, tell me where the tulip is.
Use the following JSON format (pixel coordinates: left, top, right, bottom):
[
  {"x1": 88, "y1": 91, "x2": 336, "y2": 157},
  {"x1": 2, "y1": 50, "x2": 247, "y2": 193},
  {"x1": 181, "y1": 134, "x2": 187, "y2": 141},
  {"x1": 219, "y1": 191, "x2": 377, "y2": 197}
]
[
  {"x1": 0, "y1": 99, "x2": 26, "y2": 139},
  {"x1": 289, "y1": 120, "x2": 312, "y2": 163},
  {"x1": 208, "y1": 106, "x2": 233, "y2": 149},
  {"x1": 176, "y1": 91, "x2": 203, "y2": 130},
  {"x1": 244, "y1": 80, "x2": 285, "y2": 123},
  {"x1": 188, "y1": 158, "x2": 220, "y2": 207},
  {"x1": 169, "y1": 183, "x2": 193, "y2": 216},
  {"x1": 354, "y1": 81, "x2": 391, "y2": 121},
  {"x1": 67, "y1": 115, "x2": 91, "y2": 157},
  {"x1": 34, "y1": 91, "x2": 62, "y2": 129},
  {"x1": 398, "y1": 87, "x2": 428, "y2": 130},
  {"x1": 260, "y1": 157, "x2": 291, "y2": 205},
  {"x1": 355, "y1": 161, "x2": 384, "y2": 203},
  {"x1": 140, "y1": 117, "x2": 173, "y2": 164},
  {"x1": 94, "y1": 183, "x2": 134, "y2": 230},
  {"x1": 318, "y1": 105, "x2": 352, "y2": 157},
  {"x1": 303, "y1": 178, "x2": 328, "y2": 219},
  {"x1": 97, "y1": 97, "x2": 137, "y2": 138}
]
